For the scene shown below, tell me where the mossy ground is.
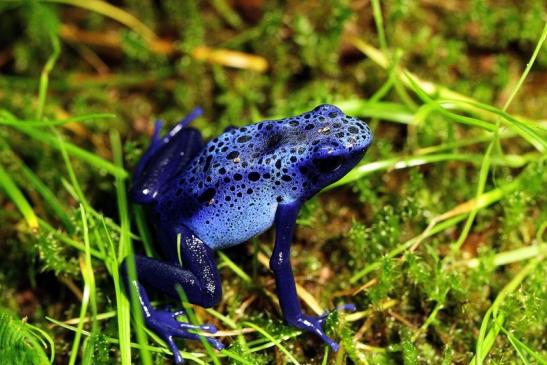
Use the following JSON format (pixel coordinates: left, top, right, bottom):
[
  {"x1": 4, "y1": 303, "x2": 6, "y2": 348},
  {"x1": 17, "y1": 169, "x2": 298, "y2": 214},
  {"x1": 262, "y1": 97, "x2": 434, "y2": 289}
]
[{"x1": 0, "y1": 1, "x2": 546, "y2": 364}]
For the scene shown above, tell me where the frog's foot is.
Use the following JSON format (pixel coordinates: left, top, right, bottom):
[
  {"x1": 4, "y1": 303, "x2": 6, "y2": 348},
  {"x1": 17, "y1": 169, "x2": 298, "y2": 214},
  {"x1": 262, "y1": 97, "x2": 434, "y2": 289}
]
[
  {"x1": 145, "y1": 307, "x2": 224, "y2": 364},
  {"x1": 287, "y1": 304, "x2": 356, "y2": 352}
]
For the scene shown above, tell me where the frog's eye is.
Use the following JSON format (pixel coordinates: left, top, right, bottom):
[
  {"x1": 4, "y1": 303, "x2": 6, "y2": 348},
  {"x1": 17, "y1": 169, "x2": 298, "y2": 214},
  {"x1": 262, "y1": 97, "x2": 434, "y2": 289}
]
[{"x1": 314, "y1": 155, "x2": 344, "y2": 173}]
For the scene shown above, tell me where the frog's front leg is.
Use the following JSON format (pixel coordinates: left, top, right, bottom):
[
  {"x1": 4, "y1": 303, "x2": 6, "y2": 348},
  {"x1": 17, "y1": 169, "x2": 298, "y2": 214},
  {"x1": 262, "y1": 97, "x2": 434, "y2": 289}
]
[
  {"x1": 270, "y1": 201, "x2": 352, "y2": 351},
  {"x1": 121, "y1": 226, "x2": 224, "y2": 364}
]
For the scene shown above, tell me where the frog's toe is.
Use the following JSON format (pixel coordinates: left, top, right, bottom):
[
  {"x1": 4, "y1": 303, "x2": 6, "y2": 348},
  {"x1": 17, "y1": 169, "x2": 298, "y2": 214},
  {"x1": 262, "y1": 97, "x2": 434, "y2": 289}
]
[
  {"x1": 198, "y1": 323, "x2": 218, "y2": 333},
  {"x1": 163, "y1": 336, "x2": 185, "y2": 365},
  {"x1": 309, "y1": 324, "x2": 339, "y2": 351},
  {"x1": 206, "y1": 337, "x2": 225, "y2": 351},
  {"x1": 336, "y1": 303, "x2": 356, "y2": 312},
  {"x1": 167, "y1": 308, "x2": 220, "y2": 331},
  {"x1": 145, "y1": 308, "x2": 224, "y2": 362},
  {"x1": 326, "y1": 339, "x2": 340, "y2": 352},
  {"x1": 177, "y1": 321, "x2": 217, "y2": 334},
  {"x1": 325, "y1": 303, "x2": 356, "y2": 316},
  {"x1": 318, "y1": 303, "x2": 356, "y2": 324},
  {"x1": 169, "y1": 308, "x2": 185, "y2": 318},
  {"x1": 170, "y1": 325, "x2": 225, "y2": 352},
  {"x1": 310, "y1": 319, "x2": 340, "y2": 351}
]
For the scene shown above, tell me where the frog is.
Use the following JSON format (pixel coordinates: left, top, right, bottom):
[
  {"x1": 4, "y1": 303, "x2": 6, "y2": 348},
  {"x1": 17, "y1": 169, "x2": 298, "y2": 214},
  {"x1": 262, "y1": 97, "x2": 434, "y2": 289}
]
[{"x1": 123, "y1": 104, "x2": 373, "y2": 364}]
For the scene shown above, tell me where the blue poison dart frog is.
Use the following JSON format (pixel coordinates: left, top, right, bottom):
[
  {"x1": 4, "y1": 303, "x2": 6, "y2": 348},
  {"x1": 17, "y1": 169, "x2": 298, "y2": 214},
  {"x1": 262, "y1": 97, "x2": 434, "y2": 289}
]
[{"x1": 122, "y1": 104, "x2": 373, "y2": 364}]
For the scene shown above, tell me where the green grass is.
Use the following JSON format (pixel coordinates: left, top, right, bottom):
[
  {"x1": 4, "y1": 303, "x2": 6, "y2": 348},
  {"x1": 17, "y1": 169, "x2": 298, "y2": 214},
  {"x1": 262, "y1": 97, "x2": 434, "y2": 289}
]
[{"x1": 0, "y1": 1, "x2": 546, "y2": 364}]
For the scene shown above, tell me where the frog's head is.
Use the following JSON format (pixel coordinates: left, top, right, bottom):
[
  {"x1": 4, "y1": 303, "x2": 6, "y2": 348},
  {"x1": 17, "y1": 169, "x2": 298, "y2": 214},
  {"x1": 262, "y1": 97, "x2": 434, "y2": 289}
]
[{"x1": 294, "y1": 104, "x2": 373, "y2": 197}]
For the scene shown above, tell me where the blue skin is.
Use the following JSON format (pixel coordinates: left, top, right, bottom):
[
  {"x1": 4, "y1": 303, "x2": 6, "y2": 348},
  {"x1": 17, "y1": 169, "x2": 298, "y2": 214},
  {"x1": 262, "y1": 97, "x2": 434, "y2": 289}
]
[{"x1": 123, "y1": 104, "x2": 373, "y2": 364}]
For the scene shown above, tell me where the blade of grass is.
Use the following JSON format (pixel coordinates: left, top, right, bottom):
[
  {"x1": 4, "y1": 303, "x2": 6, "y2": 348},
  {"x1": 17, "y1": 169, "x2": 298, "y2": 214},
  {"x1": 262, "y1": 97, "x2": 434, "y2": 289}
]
[
  {"x1": 205, "y1": 307, "x2": 252, "y2": 358},
  {"x1": 80, "y1": 207, "x2": 100, "y2": 365},
  {"x1": 457, "y1": 244, "x2": 547, "y2": 269},
  {"x1": 276, "y1": 100, "x2": 415, "y2": 124},
  {"x1": 18, "y1": 162, "x2": 74, "y2": 231},
  {"x1": 0, "y1": 113, "x2": 116, "y2": 127},
  {"x1": 502, "y1": 22, "x2": 547, "y2": 111},
  {"x1": 36, "y1": 28, "x2": 60, "y2": 120},
  {"x1": 0, "y1": 162, "x2": 39, "y2": 230},
  {"x1": 473, "y1": 254, "x2": 544, "y2": 364},
  {"x1": 101, "y1": 219, "x2": 132, "y2": 364},
  {"x1": 0, "y1": 118, "x2": 74, "y2": 232},
  {"x1": 246, "y1": 330, "x2": 301, "y2": 352},
  {"x1": 452, "y1": 20, "x2": 547, "y2": 254},
  {"x1": 218, "y1": 349, "x2": 255, "y2": 364},
  {"x1": 111, "y1": 130, "x2": 152, "y2": 365},
  {"x1": 204, "y1": 308, "x2": 238, "y2": 329},
  {"x1": 1, "y1": 109, "x2": 92, "y2": 232},
  {"x1": 210, "y1": 0, "x2": 243, "y2": 28},
  {"x1": 499, "y1": 326, "x2": 547, "y2": 365},
  {"x1": 450, "y1": 139, "x2": 495, "y2": 254},
  {"x1": 113, "y1": 130, "x2": 132, "y2": 263},
  {"x1": 438, "y1": 98, "x2": 547, "y2": 152},
  {"x1": 322, "y1": 346, "x2": 330, "y2": 365},
  {"x1": 109, "y1": 135, "x2": 132, "y2": 365},
  {"x1": 12, "y1": 124, "x2": 127, "y2": 179},
  {"x1": 327, "y1": 152, "x2": 532, "y2": 190},
  {"x1": 45, "y1": 0, "x2": 156, "y2": 42},
  {"x1": 244, "y1": 321, "x2": 301, "y2": 364},
  {"x1": 56, "y1": 130, "x2": 89, "y2": 208},
  {"x1": 38, "y1": 218, "x2": 104, "y2": 259},
  {"x1": 369, "y1": 0, "x2": 417, "y2": 110},
  {"x1": 336, "y1": 100, "x2": 415, "y2": 124},
  {"x1": 25, "y1": 322, "x2": 56, "y2": 363},
  {"x1": 64, "y1": 310, "x2": 116, "y2": 325},
  {"x1": 399, "y1": 43, "x2": 545, "y2": 153},
  {"x1": 370, "y1": 0, "x2": 387, "y2": 51},
  {"x1": 404, "y1": 74, "x2": 496, "y2": 131},
  {"x1": 369, "y1": 50, "x2": 403, "y2": 103},
  {"x1": 414, "y1": 130, "x2": 517, "y2": 155},
  {"x1": 217, "y1": 251, "x2": 252, "y2": 284},
  {"x1": 501, "y1": 326, "x2": 533, "y2": 364},
  {"x1": 88, "y1": 209, "x2": 141, "y2": 241},
  {"x1": 351, "y1": 37, "x2": 546, "y2": 139},
  {"x1": 68, "y1": 205, "x2": 95, "y2": 365},
  {"x1": 132, "y1": 205, "x2": 156, "y2": 257}
]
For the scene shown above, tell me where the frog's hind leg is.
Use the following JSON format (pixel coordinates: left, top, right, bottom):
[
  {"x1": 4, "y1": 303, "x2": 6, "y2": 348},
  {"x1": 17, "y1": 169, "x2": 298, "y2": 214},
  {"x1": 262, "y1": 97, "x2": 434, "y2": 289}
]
[
  {"x1": 120, "y1": 226, "x2": 224, "y2": 364},
  {"x1": 130, "y1": 107, "x2": 204, "y2": 204}
]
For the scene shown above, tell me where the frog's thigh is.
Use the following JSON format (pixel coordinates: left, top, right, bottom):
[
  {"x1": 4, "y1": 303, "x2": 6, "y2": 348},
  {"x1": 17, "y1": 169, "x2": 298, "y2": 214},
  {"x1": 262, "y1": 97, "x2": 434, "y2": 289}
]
[
  {"x1": 135, "y1": 230, "x2": 221, "y2": 308},
  {"x1": 130, "y1": 127, "x2": 203, "y2": 204},
  {"x1": 133, "y1": 108, "x2": 203, "y2": 177}
]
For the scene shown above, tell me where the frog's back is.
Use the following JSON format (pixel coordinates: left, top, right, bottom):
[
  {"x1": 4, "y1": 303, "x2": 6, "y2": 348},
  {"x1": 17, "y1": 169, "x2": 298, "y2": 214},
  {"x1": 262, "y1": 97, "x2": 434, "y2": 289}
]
[{"x1": 158, "y1": 104, "x2": 372, "y2": 250}]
